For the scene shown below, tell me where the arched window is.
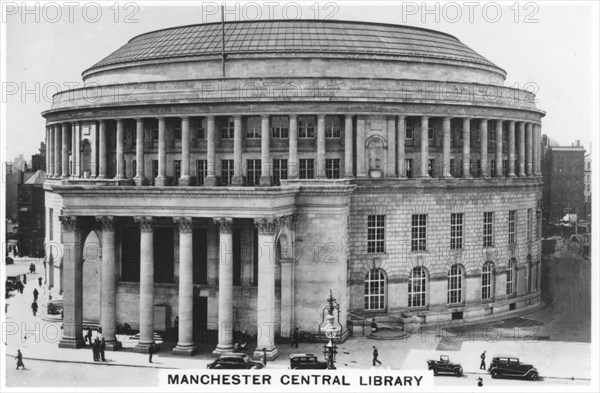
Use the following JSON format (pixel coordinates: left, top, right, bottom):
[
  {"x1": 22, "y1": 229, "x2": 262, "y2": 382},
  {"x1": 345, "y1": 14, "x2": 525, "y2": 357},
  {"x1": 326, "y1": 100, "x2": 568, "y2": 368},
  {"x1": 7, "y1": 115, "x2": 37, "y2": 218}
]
[
  {"x1": 506, "y1": 258, "x2": 517, "y2": 295},
  {"x1": 364, "y1": 269, "x2": 386, "y2": 311},
  {"x1": 447, "y1": 264, "x2": 464, "y2": 304},
  {"x1": 482, "y1": 262, "x2": 494, "y2": 300},
  {"x1": 408, "y1": 267, "x2": 428, "y2": 308}
]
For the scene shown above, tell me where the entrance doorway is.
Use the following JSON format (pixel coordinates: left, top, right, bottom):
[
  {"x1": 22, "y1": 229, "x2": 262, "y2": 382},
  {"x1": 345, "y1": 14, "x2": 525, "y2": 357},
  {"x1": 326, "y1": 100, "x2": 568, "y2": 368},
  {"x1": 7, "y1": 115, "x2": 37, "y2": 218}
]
[{"x1": 194, "y1": 297, "x2": 207, "y2": 342}]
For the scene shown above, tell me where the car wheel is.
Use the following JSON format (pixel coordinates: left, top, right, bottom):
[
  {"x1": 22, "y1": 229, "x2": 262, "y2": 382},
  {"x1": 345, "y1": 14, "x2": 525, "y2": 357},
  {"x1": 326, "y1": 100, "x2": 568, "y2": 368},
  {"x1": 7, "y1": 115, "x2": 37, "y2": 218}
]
[
  {"x1": 529, "y1": 371, "x2": 538, "y2": 381},
  {"x1": 491, "y1": 370, "x2": 500, "y2": 379},
  {"x1": 454, "y1": 369, "x2": 462, "y2": 377}
]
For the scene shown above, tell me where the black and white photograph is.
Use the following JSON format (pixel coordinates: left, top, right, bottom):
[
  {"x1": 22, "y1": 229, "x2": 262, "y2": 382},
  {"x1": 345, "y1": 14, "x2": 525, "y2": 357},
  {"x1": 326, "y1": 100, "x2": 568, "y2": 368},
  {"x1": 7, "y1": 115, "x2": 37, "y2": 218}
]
[{"x1": 1, "y1": 1, "x2": 598, "y2": 392}]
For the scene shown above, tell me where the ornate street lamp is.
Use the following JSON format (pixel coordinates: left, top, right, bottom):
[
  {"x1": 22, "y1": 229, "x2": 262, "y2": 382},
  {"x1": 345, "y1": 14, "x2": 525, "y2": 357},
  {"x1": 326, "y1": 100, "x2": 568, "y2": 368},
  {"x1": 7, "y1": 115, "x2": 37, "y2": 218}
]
[{"x1": 321, "y1": 290, "x2": 341, "y2": 369}]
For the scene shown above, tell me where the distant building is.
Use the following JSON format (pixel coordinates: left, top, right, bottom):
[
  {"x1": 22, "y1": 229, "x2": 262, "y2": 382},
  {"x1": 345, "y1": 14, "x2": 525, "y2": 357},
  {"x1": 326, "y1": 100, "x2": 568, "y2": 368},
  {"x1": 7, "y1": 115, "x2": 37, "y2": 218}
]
[
  {"x1": 31, "y1": 142, "x2": 47, "y2": 171},
  {"x1": 584, "y1": 152, "x2": 591, "y2": 220},
  {"x1": 17, "y1": 170, "x2": 46, "y2": 257},
  {"x1": 542, "y1": 139, "x2": 586, "y2": 224}
]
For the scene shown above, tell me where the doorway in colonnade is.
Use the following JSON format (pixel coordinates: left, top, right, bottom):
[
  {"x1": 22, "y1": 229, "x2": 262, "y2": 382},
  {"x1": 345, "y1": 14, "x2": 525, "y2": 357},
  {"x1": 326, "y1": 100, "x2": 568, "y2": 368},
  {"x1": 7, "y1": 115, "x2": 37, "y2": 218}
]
[
  {"x1": 82, "y1": 140, "x2": 92, "y2": 178},
  {"x1": 82, "y1": 229, "x2": 102, "y2": 325},
  {"x1": 193, "y1": 297, "x2": 207, "y2": 343}
]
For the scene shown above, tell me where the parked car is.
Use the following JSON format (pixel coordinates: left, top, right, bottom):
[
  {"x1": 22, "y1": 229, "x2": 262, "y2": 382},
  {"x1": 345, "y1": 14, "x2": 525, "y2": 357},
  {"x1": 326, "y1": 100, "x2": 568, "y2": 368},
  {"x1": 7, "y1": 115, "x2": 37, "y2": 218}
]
[
  {"x1": 5, "y1": 257, "x2": 14, "y2": 264},
  {"x1": 488, "y1": 356, "x2": 538, "y2": 380},
  {"x1": 426, "y1": 355, "x2": 463, "y2": 376},
  {"x1": 207, "y1": 353, "x2": 264, "y2": 369},
  {"x1": 289, "y1": 353, "x2": 328, "y2": 369}
]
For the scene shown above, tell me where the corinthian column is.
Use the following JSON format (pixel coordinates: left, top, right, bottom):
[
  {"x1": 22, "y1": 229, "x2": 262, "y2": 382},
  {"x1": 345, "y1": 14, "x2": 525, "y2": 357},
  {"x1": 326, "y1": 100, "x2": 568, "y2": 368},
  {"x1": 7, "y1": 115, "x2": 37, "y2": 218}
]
[
  {"x1": 134, "y1": 118, "x2": 147, "y2": 185},
  {"x1": 260, "y1": 115, "x2": 272, "y2": 186},
  {"x1": 289, "y1": 115, "x2": 299, "y2": 179},
  {"x1": 442, "y1": 117, "x2": 451, "y2": 178},
  {"x1": 213, "y1": 218, "x2": 234, "y2": 354},
  {"x1": 462, "y1": 118, "x2": 471, "y2": 178},
  {"x1": 480, "y1": 119, "x2": 488, "y2": 177},
  {"x1": 508, "y1": 121, "x2": 516, "y2": 177},
  {"x1": 180, "y1": 117, "x2": 191, "y2": 186},
  {"x1": 518, "y1": 122, "x2": 526, "y2": 176},
  {"x1": 115, "y1": 119, "x2": 125, "y2": 180},
  {"x1": 173, "y1": 217, "x2": 197, "y2": 355},
  {"x1": 420, "y1": 116, "x2": 430, "y2": 178},
  {"x1": 134, "y1": 216, "x2": 155, "y2": 352}
]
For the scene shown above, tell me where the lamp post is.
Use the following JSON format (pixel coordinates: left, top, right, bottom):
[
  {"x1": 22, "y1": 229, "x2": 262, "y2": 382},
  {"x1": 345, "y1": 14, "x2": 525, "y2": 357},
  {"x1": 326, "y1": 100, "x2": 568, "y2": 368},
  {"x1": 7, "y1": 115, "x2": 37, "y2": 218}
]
[{"x1": 321, "y1": 290, "x2": 340, "y2": 370}]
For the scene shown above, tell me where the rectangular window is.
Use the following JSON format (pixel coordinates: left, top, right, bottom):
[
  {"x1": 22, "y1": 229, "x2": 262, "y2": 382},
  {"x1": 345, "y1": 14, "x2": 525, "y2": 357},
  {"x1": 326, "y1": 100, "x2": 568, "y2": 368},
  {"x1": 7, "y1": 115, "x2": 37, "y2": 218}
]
[
  {"x1": 132, "y1": 160, "x2": 137, "y2": 177},
  {"x1": 482, "y1": 264, "x2": 493, "y2": 300},
  {"x1": 174, "y1": 124, "x2": 182, "y2": 141},
  {"x1": 450, "y1": 213, "x2": 463, "y2": 250},
  {"x1": 246, "y1": 159, "x2": 261, "y2": 186},
  {"x1": 367, "y1": 215, "x2": 385, "y2": 253},
  {"x1": 411, "y1": 214, "x2": 427, "y2": 252},
  {"x1": 325, "y1": 158, "x2": 340, "y2": 179},
  {"x1": 405, "y1": 118, "x2": 414, "y2": 145},
  {"x1": 527, "y1": 208, "x2": 532, "y2": 242},
  {"x1": 489, "y1": 121, "x2": 496, "y2": 141},
  {"x1": 152, "y1": 126, "x2": 159, "y2": 142},
  {"x1": 298, "y1": 116, "x2": 316, "y2": 138},
  {"x1": 273, "y1": 159, "x2": 287, "y2": 186},
  {"x1": 491, "y1": 159, "x2": 497, "y2": 177},
  {"x1": 483, "y1": 212, "x2": 494, "y2": 247},
  {"x1": 221, "y1": 159, "x2": 234, "y2": 185},
  {"x1": 508, "y1": 210, "x2": 516, "y2": 245},
  {"x1": 405, "y1": 159, "x2": 413, "y2": 178},
  {"x1": 502, "y1": 121, "x2": 509, "y2": 142},
  {"x1": 196, "y1": 160, "x2": 207, "y2": 185},
  {"x1": 428, "y1": 121, "x2": 434, "y2": 141},
  {"x1": 174, "y1": 160, "x2": 181, "y2": 182},
  {"x1": 428, "y1": 159, "x2": 435, "y2": 178},
  {"x1": 246, "y1": 116, "x2": 261, "y2": 139},
  {"x1": 271, "y1": 116, "x2": 289, "y2": 139},
  {"x1": 299, "y1": 159, "x2": 314, "y2": 179},
  {"x1": 450, "y1": 159, "x2": 455, "y2": 177},
  {"x1": 152, "y1": 160, "x2": 159, "y2": 179},
  {"x1": 503, "y1": 159, "x2": 509, "y2": 177},
  {"x1": 197, "y1": 118, "x2": 206, "y2": 140},
  {"x1": 325, "y1": 116, "x2": 341, "y2": 138},
  {"x1": 221, "y1": 117, "x2": 235, "y2": 139}
]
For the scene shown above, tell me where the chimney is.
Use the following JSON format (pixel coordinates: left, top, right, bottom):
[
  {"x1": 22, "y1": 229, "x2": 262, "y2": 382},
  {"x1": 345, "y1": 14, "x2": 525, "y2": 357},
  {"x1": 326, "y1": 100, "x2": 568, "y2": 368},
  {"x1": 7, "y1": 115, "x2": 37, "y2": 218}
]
[{"x1": 576, "y1": 140, "x2": 580, "y2": 147}]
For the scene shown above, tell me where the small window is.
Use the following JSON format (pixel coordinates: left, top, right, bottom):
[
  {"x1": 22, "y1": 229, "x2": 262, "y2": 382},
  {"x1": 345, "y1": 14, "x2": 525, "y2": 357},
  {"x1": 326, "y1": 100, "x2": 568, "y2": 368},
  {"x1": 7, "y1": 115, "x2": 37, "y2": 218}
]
[
  {"x1": 411, "y1": 214, "x2": 427, "y2": 252},
  {"x1": 325, "y1": 116, "x2": 341, "y2": 138},
  {"x1": 405, "y1": 159, "x2": 413, "y2": 178},
  {"x1": 508, "y1": 210, "x2": 516, "y2": 245},
  {"x1": 450, "y1": 213, "x2": 463, "y2": 250},
  {"x1": 506, "y1": 258, "x2": 517, "y2": 295},
  {"x1": 298, "y1": 116, "x2": 315, "y2": 139},
  {"x1": 221, "y1": 159, "x2": 234, "y2": 185},
  {"x1": 221, "y1": 118, "x2": 235, "y2": 139},
  {"x1": 364, "y1": 269, "x2": 386, "y2": 310},
  {"x1": 482, "y1": 261, "x2": 494, "y2": 300},
  {"x1": 483, "y1": 212, "x2": 494, "y2": 248},
  {"x1": 408, "y1": 267, "x2": 427, "y2": 308},
  {"x1": 325, "y1": 159, "x2": 340, "y2": 179},
  {"x1": 405, "y1": 118, "x2": 414, "y2": 145},
  {"x1": 246, "y1": 116, "x2": 261, "y2": 139},
  {"x1": 428, "y1": 121, "x2": 434, "y2": 141},
  {"x1": 448, "y1": 264, "x2": 464, "y2": 304},
  {"x1": 272, "y1": 116, "x2": 289, "y2": 139},
  {"x1": 273, "y1": 159, "x2": 287, "y2": 186},
  {"x1": 196, "y1": 118, "x2": 207, "y2": 140},
  {"x1": 173, "y1": 160, "x2": 181, "y2": 181},
  {"x1": 367, "y1": 215, "x2": 385, "y2": 253},
  {"x1": 299, "y1": 159, "x2": 314, "y2": 179},
  {"x1": 196, "y1": 160, "x2": 207, "y2": 185},
  {"x1": 428, "y1": 159, "x2": 435, "y2": 178},
  {"x1": 246, "y1": 159, "x2": 261, "y2": 186}
]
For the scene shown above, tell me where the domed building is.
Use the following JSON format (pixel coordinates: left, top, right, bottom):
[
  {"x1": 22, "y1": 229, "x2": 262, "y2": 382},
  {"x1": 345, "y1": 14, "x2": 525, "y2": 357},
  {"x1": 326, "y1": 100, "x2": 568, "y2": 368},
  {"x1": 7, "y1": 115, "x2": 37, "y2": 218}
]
[{"x1": 42, "y1": 19, "x2": 544, "y2": 358}]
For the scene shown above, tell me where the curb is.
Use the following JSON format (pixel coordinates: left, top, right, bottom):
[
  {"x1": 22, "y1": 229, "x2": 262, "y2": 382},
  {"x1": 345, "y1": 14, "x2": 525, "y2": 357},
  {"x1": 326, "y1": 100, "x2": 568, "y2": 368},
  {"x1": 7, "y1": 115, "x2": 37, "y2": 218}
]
[{"x1": 5, "y1": 353, "x2": 179, "y2": 369}]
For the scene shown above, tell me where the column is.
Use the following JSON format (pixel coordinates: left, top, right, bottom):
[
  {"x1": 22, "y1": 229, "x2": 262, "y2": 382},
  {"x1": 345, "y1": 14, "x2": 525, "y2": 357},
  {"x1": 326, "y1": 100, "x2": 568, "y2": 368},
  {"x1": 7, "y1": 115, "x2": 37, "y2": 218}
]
[
  {"x1": 155, "y1": 117, "x2": 167, "y2": 186},
  {"x1": 47, "y1": 126, "x2": 54, "y2": 177},
  {"x1": 260, "y1": 115, "x2": 272, "y2": 186},
  {"x1": 71, "y1": 123, "x2": 76, "y2": 176},
  {"x1": 316, "y1": 114, "x2": 326, "y2": 179},
  {"x1": 96, "y1": 216, "x2": 121, "y2": 350},
  {"x1": 253, "y1": 218, "x2": 280, "y2": 360},
  {"x1": 462, "y1": 118, "x2": 471, "y2": 178},
  {"x1": 356, "y1": 117, "x2": 366, "y2": 178},
  {"x1": 442, "y1": 117, "x2": 451, "y2": 178},
  {"x1": 213, "y1": 218, "x2": 234, "y2": 354},
  {"x1": 98, "y1": 120, "x2": 107, "y2": 178},
  {"x1": 54, "y1": 124, "x2": 61, "y2": 178},
  {"x1": 289, "y1": 115, "x2": 298, "y2": 179},
  {"x1": 526, "y1": 122, "x2": 533, "y2": 176},
  {"x1": 508, "y1": 121, "x2": 516, "y2": 177},
  {"x1": 518, "y1": 122, "x2": 526, "y2": 176},
  {"x1": 480, "y1": 119, "x2": 488, "y2": 177},
  {"x1": 134, "y1": 216, "x2": 155, "y2": 352},
  {"x1": 134, "y1": 118, "x2": 147, "y2": 185},
  {"x1": 180, "y1": 117, "x2": 192, "y2": 186},
  {"x1": 62, "y1": 123, "x2": 70, "y2": 178},
  {"x1": 495, "y1": 120, "x2": 503, "y2": 177},
  {"x1": 232, "y1": 115, "x2": 243, "y2": 185},
  {"x1": 420, "y1": 116, "x2": 430, "y2": 178},
  {"x1": 533, "y1": 124, "x2": 540, "y2": 176},
  {"x1": 58, "y1": 216, "x2": 84, "y2": 348},
  {"x1": 115, "y1": 119, "x2": 125, "y2": 180},
  {"x1": 205, "y1": 116, "x2": 217, "y2": 186},
  {"x1": 173, "y1": 217, "x2": 197, "y2": 355},
  {"x1": 279, "y1": 258, "x2": 294, "y2": 338},
  {"x1": 397, "y1": 116, "x2": 406, "y2": 179},
  {"x1": 74, "y1": 122, "x2": 81, "y2": 178},
  {"x1": 386, "y1": 116, "x2": 396, "y2": 178},
  {"x1": 344, "y1": 115, "x2": 353, "y2": 178}
]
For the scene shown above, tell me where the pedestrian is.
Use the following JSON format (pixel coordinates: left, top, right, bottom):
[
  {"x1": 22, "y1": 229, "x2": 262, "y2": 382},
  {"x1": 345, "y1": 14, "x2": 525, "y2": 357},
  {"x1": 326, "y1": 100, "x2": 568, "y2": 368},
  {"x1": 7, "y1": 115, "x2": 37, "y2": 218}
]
[
  {"x1": 38, "y1": 276, "x2": 42, "y2": 287},
  {"x1": 33, "y1": 288, "x2": 39, "y2": 301},
  {"x1": 480, "y1": 351, "x2": 486, "y2": 370},
  {"x1": 93, "y1": 337, "x2": 101, "y2": 361},
  {"x1": 371, "y1": 318, "x2": 378, "y2": 333},
  {"x1": 29, "y1": 263, "x2": 35, "y2": 274},
  {"x1": 15, "y1": 349, "x2": 25, "y2": 370},
  {"x1": 18, "y1": 281, "x2": 23, "y2": 294},
  {"x1": 261, "y1": 348, "x2": 268, "y2": 366},
  {"x1": 23, "y1": 274, "x2": 27, "y2": 285},
  {"x1": 85, "y1": 327, "x2": 93, "y2": 346},
  {"x1": 148, "y1": 342, "x2": 155, "y2": 363},
  {"x1": 174, "y1": 316, "x2": 179, "y2": 339},
  {"x1": 31, "y1": 301, "x2": 38, "y2": 317},
  {"x1": 100, "y1": 338, "x2": 106, "y2": 361},
  {"x1": 372, "y1": 346, "x2": 382, "y2": 366},
  {"x1": 291, "y1": 327, "x2": 299, "y2": 348}
]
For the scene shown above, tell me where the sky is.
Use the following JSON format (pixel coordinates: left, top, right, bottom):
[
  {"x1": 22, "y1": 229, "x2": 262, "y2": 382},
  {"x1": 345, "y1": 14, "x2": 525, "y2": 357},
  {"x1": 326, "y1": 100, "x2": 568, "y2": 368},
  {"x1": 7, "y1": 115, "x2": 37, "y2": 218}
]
[{"x1": 2, "y1": 0, "x2": 598, "y2": 161}]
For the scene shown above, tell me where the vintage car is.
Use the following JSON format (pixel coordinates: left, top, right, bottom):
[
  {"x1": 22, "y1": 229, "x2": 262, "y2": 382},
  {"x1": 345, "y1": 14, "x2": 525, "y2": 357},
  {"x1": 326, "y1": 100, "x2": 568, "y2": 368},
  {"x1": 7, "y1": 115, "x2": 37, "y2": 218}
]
[
  {"x1": 207, "y1": 353, "x2": 264, "y2": 370},
  {"x1": 426, "y1": 355, "x2": 463, "y2": 376},
  {"x1": 289, "y1": 353, "x2": 328, "y2": 369},
  {"x1": 488, "y1": 356, "x2": 538, "y2": 380}
]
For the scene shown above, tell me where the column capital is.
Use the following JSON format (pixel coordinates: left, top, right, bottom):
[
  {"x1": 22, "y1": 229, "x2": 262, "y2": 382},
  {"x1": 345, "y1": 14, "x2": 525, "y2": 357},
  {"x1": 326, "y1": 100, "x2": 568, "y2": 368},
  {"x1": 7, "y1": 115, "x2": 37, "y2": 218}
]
[
  {"x1": 214, "y1": 217, "x2": 233, "y2": 234},
  {"x1": 59, "y1": 215, "x2": 79, "y2": 232},
  {"x1": 278, "y1": 213, "x2": 298, "y2": 231},
  {"x1": 261, "y1": 114, "x2": 270, "y2": 120},
  {"x1": 174, "y1": 217, "x2": 193, "y2": 233},
  {"x1": 255, "y1": 217, "x2": 281, "y2": 236},
  {"x1": 289, "y1": 114, "x2": 298, "y2": 120},
  {"x1": 233, "y1": 114, "x2": 242, "y2": 120},
  {"x1": 317, "y1": 114, "x2": 326, "y2": 120},
  {"x1": 180, "y1": 116, "x2": 190, "y2": 120},
  {"x1": 134, "y1": 216, "x2": 154, "y2": 232},
  {"x1": 96, "y1": 216, "x2": 116, "y2": 232}
]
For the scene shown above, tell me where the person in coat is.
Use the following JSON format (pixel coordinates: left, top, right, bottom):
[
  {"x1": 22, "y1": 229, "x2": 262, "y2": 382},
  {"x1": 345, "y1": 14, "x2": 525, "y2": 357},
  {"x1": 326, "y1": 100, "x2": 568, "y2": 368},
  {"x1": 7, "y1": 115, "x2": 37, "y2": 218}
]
[
  {"x1": 148, "y1": 343, "x2": 155, "y2": 363},
  {"x1": 480, "y1": 351, "x2": 487, "y2": 370},
  {"x1": 15, "y1": 349, "x2": 25, "y2": 369},
  {"x1": 100, "y1": 338, "x2": 106, "y2": 361},
  {"x1": 33, "y1": 288, "x2": 39, "y2": 301},
  {"x1": 372, "y1": 346, "x2": 382, "y2": 366},
  {"x1": 93, "y1": 337, "x2": 101, "y2": 361},
  {"x1": 31, "y1": 301, "x2": 38, "y2": 316}
]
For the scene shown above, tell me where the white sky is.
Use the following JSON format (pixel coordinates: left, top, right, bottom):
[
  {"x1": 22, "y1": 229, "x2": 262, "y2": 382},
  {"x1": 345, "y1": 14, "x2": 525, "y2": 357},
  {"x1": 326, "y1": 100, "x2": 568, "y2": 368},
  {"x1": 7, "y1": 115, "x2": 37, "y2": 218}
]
[{"x1": 2, "y1": 0, "x2": 598, "y2": 160}]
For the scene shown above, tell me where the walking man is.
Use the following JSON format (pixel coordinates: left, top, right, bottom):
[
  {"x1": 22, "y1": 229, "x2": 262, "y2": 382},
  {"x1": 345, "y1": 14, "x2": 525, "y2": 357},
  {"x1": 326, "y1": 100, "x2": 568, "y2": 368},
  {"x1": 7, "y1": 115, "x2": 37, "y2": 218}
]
[
  {"x1": 92, "y1": 339, "x2": 98, "y2": 361},
  {"x1": 93, "y1": 337, "x2": 101, "y2": 361},
  {"x1": 31, "y1": 301, "x2": 38, "y2": 317},
  {"x1": 100, "y1": 338, "x2": 106, "y2": 361},
  {"x1": 292, "y1": 327, "x2": 299, "y2": 348},
  {"x1": 15, "y1": 349, "x2": 25, "y2": 370},
  {"x1": 148, "y1": 343, "x2": 155, "y2": 363},
  {"x1": 372, "y1": 346, "x2": 382, "y2": 366},
  {"x1": 38, "y1": 276, "x2": 42, "y2": 287},
  {"x1": 33, "y1": 288, "x2": 39, "y2": 302},
  {"x1": 480, "y1": 351, "x2": 487, "y2": 370},
  {"x1": 85, "y1": 327, "x2": 93, "y2": 346}
]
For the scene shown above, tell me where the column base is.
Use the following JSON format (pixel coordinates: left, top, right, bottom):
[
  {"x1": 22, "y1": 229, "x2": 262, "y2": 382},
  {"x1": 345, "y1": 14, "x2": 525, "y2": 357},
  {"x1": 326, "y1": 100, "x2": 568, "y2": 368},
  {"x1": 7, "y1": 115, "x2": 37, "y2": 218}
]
[
  {"x1": 212, "y1": 344, "x2": 235, "y2": 356},
  {"x1": 133, "y1": 342, "x2": 160, "y2": 353},
  {"x1": 253, "y1": 346, "x2": 279, "y2": 361},
  {"x1": 105, "y1": 340, "x2": 123, "y2": 351},
  {"x1": 231, "y1": 176, "x2": 244, "y2": 186},
  {"x1": 96, "y1": 175, "x2": 107, "y2": 179},
  {"x1": 154, "y1": 176, "x2": 168, "y2": 187},
  {"x1": 204, "y1": 176, "x2": 217, "y2": 186},
  {"x1": 173, "y1": 344, "x2": 199, "y2": 356},
  {"x1": 462, "y1": 175, "x2": 474, "y2": 179},
  {"x1": 178, "y1": 176, "x2": 193, "y2": 186},
  {"x1": 134, "y1": 176, "x2": 148, "y2": 186},
  {"x1": 259, "y1": 176, "x2": 272, "y2": 186},
  {"x1": 58, "y1": 337, "x2": 86, "y2": 349}
]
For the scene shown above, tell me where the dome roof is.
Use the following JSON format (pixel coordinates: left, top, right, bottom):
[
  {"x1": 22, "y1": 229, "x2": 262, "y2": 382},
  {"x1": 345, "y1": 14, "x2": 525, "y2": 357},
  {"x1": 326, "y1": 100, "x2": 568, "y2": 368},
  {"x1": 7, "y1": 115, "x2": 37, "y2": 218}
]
[{"x1": 85, "y1": 19, "x2": 501, "y2": 74}]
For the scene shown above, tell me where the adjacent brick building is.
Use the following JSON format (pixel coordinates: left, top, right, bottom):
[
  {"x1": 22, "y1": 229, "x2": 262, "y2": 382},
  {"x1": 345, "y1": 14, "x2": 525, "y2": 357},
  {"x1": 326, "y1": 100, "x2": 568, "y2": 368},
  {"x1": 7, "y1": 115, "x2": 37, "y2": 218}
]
[{"x1": 42, "y1": 20, "x2": 544, "y2": 358}]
